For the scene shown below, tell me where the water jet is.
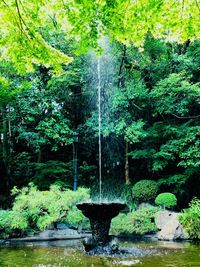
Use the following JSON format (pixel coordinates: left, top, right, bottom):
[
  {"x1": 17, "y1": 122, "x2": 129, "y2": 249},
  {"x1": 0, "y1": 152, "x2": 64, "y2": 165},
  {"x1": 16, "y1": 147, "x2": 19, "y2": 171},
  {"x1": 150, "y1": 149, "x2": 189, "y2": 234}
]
[{"x1": 77, "y1": 38, "x2": 126, "y2": 253}]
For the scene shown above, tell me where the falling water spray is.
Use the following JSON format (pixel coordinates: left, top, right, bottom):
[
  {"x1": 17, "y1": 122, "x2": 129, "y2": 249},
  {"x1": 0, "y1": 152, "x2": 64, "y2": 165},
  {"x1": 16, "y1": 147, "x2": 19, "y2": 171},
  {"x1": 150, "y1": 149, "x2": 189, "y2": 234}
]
[
  {"x1": 88, "y1": 36, "x2": 115, "y2": 202},
  {"x1": 76, "y1": 37, "x2": 127, "y2": 252},
  {"x1": 97, "y1": 58, "x2": 102, "y2": 203}
]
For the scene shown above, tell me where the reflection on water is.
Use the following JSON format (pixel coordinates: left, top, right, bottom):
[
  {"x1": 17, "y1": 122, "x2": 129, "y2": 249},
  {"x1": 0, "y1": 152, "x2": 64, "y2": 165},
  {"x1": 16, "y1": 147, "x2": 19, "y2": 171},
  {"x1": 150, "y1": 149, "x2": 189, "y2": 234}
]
[{"x1": 0, "y1": 239, "x2": 199, "y2": 267}]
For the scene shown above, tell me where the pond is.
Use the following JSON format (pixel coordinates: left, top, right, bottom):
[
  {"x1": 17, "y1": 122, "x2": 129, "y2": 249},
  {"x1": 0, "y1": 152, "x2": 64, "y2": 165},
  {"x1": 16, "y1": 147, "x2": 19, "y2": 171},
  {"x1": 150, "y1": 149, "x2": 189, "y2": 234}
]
[{"x1": 0, "y1": 239, "x2": 199, "y2": 267}]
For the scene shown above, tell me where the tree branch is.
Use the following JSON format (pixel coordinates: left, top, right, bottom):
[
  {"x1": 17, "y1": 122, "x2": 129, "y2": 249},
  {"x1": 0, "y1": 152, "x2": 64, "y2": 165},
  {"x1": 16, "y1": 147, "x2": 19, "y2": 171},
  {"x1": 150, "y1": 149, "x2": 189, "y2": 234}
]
[
  {"x1": 15, "y1": 0, "x2": 34, "y2": 39},
  {"x1": 118, "y1": 44, "x2": 127, "y2": 88},
  {"x1": 181, "y1": 0, "x2": 185, "y2": 19},
  {"x1": 194, "y1": 0, "x2": 200, "y2": 15},
  {"x1": 171, "y1": 113, "x2": 200, "y2": 119},
  {"x1": 1, "y1": 0, "x2": 22, "y2": 32},
  {"x1": 130, "y1": 101, "x2": 143, "y2": 111},
  {"x1": 15, "y1": 0, "x2": 24, "y2": 34}
]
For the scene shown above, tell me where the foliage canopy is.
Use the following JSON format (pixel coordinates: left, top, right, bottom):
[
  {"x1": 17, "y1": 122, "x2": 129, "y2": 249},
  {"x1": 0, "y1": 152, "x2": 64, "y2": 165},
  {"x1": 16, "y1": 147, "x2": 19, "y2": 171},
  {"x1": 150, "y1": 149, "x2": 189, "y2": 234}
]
[{"x1": 0, "y1": 0, "x2": 200, "y2": 72}]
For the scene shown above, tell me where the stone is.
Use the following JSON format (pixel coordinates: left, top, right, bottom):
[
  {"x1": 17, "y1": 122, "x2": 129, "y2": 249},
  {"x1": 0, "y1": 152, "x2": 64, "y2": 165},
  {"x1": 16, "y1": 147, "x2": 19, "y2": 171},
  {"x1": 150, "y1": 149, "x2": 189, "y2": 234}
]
[
  {"x1": 137, "y1": 202, "x2": 155, "y2": 210},
  {"x1": 83, "y1": 237, "x2": 120, "y2": 255},
  {"x1": 114, "y1": 260, "x2": 140, "y2": 266},
  {"x1": 155, "y1": 210, "x2": 188, "y2": 240},
  {"x1": 56, "y1": 223, "x2": 76, "y2": 230},
  {"x1": 38, "y1": 228, "x2": 78, "y2": 239}
]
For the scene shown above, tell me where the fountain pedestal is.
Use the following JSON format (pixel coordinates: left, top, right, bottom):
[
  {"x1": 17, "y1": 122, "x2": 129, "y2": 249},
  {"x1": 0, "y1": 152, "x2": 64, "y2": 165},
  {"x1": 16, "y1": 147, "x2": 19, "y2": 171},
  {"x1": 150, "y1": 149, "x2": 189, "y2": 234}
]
[
  {"x1": 77, "y1": 202, "x2": 126, "y2": 247},
  {"x1": 89, "y1": 218, "x2": 111, "y2": 245}
]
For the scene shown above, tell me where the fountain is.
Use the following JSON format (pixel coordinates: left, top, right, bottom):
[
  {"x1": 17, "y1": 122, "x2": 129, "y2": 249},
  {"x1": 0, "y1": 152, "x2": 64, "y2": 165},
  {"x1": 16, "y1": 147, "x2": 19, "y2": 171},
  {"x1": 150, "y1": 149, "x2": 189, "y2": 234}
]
[
  {"x1": 77, "y1": 38, "x2": 126, "y2": 254},
  {"x1": 77, "y1": 202, "x2": 126, "y2": 249}
]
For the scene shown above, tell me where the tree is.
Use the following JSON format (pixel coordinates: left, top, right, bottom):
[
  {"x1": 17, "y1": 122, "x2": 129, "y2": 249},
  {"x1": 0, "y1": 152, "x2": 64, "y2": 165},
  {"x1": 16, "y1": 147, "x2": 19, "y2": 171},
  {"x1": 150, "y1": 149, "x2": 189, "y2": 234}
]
[
  {"x1": 0, "y1": 62, "x2": 27, "y2": 192},
  {"x1": 127, "y1": 38, "x2": 200, "y2": 205},
  {"x1": 0, "y1": 0, "x2": 200, "y2": 72}
]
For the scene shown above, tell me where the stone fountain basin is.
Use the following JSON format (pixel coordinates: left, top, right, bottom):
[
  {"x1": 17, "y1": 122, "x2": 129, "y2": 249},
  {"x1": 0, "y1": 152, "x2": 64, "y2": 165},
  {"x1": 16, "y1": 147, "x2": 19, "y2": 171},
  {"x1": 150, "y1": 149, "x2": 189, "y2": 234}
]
[{"x1": 76, "y1": 202, "x2": 126, "y2": 220}]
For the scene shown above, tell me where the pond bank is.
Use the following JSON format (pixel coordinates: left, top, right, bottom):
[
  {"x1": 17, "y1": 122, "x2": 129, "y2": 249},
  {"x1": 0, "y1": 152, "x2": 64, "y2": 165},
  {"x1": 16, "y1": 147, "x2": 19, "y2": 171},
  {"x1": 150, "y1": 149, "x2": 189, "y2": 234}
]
[
  {"x1": 0, "y1": 210, "x2": 192, "y2": 244},
  {"x1": 0, "y1": 229, "x2": 91, "y2": 244}
]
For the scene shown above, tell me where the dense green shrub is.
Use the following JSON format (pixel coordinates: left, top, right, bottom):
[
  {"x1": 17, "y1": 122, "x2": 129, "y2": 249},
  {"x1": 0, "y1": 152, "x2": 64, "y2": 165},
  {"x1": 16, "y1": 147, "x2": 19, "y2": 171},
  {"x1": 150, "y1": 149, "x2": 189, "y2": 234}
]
[
  {"x1": 179, "y1": 198, "x2": 200, "y2": 240},
  {"x1": 67, "y1": 207, "x2": 90, "y2": 230},
  {"x1": 120, "y1": 182, "x2": 136, "y2": 211},
  {"x1": 155, "y1": 192, "x2": 177, "y2": 209},
  {"x1": 0, "y1": 184, "x2": 90, "y2": 238},
  {"x1": 0, "y1": 210, "x2": 11, "y2": 238},
  {"x1": 111, "y1": 207, "x2": 159, "y2": 235},
  {"x1": 132, "y1": 180, "x2": 159, "y2": 203},
  {"x1": 0, "y1": 209, "x2": 29, "y2": 238}
]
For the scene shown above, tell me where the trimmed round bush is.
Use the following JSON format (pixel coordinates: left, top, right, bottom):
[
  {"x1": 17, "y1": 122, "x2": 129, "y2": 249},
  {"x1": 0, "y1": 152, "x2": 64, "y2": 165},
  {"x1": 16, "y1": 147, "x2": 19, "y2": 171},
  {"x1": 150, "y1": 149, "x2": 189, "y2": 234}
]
[
  {"x1": 132, "y1": 180, "x2": 159, "y2": 203},
  {"x1": 155, "y1": 192, "x2": 177, "y2": 209}
]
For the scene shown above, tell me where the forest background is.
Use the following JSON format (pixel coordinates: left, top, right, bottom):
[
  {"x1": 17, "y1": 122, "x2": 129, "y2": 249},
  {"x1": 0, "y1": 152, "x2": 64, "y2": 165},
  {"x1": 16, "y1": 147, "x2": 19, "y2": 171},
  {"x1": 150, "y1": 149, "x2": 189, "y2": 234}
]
[{"x1": 0, "y1": 0, "x2": 200, "y2": 211}]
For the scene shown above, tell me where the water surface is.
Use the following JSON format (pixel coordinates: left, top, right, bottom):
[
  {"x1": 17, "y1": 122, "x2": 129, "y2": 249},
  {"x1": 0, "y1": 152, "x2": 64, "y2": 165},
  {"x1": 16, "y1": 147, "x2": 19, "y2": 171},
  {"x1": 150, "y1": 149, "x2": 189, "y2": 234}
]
[{"x1": 0, "y1": 239, "x2": 199, "y2": 267}]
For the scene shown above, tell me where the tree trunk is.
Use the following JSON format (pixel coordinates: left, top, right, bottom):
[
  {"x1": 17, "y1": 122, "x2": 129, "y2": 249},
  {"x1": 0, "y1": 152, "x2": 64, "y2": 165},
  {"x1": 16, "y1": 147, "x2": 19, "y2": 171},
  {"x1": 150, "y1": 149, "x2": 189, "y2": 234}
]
[
  {"x1": 37, "y1": 149, "x2": 42, "y2": 163},
  {"x1": 125, "y1": 141, "x2": 129, "y2": 184},
  {"x1": 8, "y1": 105, "x2": 12, "y2": 154},
  {"x1": 118, "y1": 44, "x2": 127, "y2": 88},
  {"x1": 1, "y1": 106, "x2": 10, "y2": 188},
  {"x1": 2, "y1": 107, "x2": 8, "y2": 164}
]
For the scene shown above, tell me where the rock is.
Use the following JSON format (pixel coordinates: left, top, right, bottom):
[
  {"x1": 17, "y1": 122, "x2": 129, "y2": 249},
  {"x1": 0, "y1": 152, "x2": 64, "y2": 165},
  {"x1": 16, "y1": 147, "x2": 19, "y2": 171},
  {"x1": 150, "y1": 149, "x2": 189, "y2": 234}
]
[
  {"x1": 155, "y1": 210, "x2": 188, "y2": 241},
  {"x1": 38, "y1": 228, "x2": 78, "y2": 239},
  {"x1": 137, "y1": 202, "x2": 155, "y2": 210},
  {"x1": 56, "y1": 223, "x2": 77, "y2": 230},
  {"x1": 114, "y1": 260, "x2": 140, "y2": 266},
  {"x1": 82, "y1": 237, "x2": 120, "y2": 255}
]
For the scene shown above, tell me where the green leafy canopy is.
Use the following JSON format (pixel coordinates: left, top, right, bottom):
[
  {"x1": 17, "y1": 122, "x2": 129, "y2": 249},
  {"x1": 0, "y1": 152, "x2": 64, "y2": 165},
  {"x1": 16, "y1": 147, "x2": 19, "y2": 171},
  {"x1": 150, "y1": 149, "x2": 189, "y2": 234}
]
[{"x1": 0, "y1": 0, "x2": 200, "y2": 72}]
